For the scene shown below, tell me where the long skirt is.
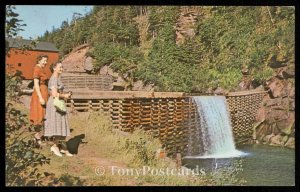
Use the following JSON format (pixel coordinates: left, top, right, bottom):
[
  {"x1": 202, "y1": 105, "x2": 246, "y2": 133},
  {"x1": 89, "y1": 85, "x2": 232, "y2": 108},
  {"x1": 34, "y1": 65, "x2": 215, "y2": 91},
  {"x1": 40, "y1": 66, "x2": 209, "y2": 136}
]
[
  {"x1": 44, "y1": 96, "x2": 70, "y2": 137},
  {"x1": 29, "y1": 84, "x2": 48, "y2": 126}
]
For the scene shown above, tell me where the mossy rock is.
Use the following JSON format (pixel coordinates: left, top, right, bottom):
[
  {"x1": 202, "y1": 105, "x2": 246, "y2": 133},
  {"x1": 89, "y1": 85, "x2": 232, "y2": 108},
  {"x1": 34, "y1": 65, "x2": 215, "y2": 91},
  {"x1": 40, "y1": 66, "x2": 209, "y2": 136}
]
[
  {"x1": 279, "y1": 121, "x2": 294, "y2": 135},
  {"x1": 282, "y1": 135, "x2": 289, "y2": 144}
]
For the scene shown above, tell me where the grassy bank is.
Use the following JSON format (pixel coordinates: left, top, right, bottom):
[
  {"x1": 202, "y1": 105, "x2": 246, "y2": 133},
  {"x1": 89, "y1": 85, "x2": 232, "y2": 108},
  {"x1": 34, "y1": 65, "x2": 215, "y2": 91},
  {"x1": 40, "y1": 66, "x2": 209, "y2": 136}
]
[
  {"x1": 33, "y1": 110, "x2": 245, "y2": 186},
  {"x1": 8, "y1": 98, "x2": 246, "y2": 186}
]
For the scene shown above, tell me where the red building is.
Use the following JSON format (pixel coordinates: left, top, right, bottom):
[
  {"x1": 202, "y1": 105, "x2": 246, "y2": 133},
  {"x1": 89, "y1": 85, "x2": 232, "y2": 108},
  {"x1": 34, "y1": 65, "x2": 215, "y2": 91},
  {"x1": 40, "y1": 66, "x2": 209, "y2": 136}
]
[{"x1": 6, "y1": 37, "x2": 60, "y2": 80}]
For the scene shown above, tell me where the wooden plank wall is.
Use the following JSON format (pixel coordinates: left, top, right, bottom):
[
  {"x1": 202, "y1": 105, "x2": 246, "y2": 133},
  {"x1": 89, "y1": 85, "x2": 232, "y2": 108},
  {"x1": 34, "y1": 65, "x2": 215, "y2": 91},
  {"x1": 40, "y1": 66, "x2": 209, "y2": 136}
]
[
  {"x1": 226, "y1": 91, "x2": 265, "y2": 143},
  {"x1": 61, "y1": 74, "x2": 114, "y2": 91},
  {"x1": 66, "y1": 97, "x2": 194, "y2": 156},
  {"x1": 66, "y1": 91, "x2": 265, "y2": 156}
]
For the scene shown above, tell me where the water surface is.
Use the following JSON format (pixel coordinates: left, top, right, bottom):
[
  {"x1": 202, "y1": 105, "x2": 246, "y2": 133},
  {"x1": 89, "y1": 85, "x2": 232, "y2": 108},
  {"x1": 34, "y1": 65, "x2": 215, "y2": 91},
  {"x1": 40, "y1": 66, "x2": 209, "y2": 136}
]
[{"x1": 183, "y1": 144, "x2": 295, "y2": 186}]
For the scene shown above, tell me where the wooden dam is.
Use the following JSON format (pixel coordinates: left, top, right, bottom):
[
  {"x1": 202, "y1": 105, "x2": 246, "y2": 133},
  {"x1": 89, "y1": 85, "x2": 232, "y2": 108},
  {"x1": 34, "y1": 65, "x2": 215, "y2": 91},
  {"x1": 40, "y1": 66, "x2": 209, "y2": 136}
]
[{"x1": 62, "y1": 74, "x2": 266, "y2": 156}]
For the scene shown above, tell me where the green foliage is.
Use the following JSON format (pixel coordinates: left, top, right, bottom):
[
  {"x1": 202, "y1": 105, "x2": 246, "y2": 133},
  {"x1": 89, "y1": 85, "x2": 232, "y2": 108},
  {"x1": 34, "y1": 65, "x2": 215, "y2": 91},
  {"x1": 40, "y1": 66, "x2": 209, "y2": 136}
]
[
  {"x1": 57, "y1": 174, "x2": 84, "y2": 186},
  {"x1": 39, "y1": 6, "x2": 294, "y2": 93},
  {"x1": 206, "y1": 159, "x2": 246, "y2": 186},
  {"x1": 5, "y1": 5, "x2": 26, "y2": 38},
  {"x1": 92, "y1": 43, "x2": 143, "y2": 75},
  {"x1": 5, "y1": 102, "x2": 51, "y2": 186},
  {"x1": 5, "y1": 73, "x2": 22, "y2": 101},
  {"x1": 5, "y1": 73, "x2": 85, "y2": 186},
  {"x1": 123, "y1": 137, "x2": 156, "y2": 165},
  {"x1": 5, "y1": 5, "x2": 26, "y2": 54},
  {"x1": 5, "y1": 75, "x2": 49, "y2": 186}
]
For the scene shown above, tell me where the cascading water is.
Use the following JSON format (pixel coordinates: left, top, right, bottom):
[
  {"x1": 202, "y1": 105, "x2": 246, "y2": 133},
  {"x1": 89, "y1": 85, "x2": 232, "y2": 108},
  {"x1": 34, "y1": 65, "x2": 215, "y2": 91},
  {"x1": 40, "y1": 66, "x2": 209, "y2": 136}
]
[{"x1": 185, "y1": 96, "x2": 246, "y2": 158}]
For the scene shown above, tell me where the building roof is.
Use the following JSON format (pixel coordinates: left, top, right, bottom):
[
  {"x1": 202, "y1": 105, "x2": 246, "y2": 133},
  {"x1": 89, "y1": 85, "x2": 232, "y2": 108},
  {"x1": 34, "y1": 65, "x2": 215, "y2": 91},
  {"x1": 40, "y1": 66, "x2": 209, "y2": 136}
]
[{"x1": 6, "y1": 37, "x2": 59, "y2": 52}]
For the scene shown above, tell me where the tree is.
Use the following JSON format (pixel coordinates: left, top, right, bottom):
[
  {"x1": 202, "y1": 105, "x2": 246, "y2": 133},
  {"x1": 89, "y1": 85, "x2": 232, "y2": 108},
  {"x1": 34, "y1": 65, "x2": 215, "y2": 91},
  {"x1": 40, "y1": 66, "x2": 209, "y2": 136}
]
[
  {"x1": 5, "y1": 5, "x2": 26, "y2": 38},
  {"x1": 5, "y1": 5, "x2": 26, "y2": 54}
]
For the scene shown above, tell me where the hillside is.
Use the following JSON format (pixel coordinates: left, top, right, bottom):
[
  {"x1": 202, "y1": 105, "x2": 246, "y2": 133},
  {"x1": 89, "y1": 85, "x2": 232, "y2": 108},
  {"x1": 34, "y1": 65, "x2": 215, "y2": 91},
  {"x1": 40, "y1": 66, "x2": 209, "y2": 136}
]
[
  {"x1": 39, "y1": 6, "x2": 294, "y2": 93},
  {"x1": 39, "y1": 6, "x2": 295, "y2": 147}
]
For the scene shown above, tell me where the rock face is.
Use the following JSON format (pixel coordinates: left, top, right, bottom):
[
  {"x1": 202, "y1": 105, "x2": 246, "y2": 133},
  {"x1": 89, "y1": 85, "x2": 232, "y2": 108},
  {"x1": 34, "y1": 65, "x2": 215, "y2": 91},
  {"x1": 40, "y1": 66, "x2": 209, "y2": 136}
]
[
  {"x1": 99, "y1": 65, "x2": 154, "y2": 91},
  {"x1": 61, "y1": 44, "x2": 154, "y2": 91},
  {"x1": 254, "y1": 63, "x2": 295, "y2": 149},
  {"x1": 175, "y1": 7, "x2": 199, "y2": 45},
  {"x1": 61, "y1": 44, "x2": 89, "y2": 73}
]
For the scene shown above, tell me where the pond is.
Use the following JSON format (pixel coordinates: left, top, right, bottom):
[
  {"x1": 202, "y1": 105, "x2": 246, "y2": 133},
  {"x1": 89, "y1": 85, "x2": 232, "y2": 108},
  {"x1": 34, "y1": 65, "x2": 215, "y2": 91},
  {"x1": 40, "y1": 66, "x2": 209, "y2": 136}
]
[{"x1": 182, "y1": 144, "x2": 295, "y2": 186}]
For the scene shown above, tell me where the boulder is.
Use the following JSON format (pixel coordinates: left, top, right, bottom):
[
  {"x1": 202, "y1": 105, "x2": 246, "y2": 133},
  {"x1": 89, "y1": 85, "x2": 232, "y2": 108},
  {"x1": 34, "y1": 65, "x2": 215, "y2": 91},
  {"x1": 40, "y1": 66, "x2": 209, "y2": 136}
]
[
  {"x1": 284, "y1": 137, "x2": 295, "y2": 149},
  {"x1": 276, "y1": 67, "x2": 287, "y2": 79},
  {"x1": 84, "y1": 56, "x2": 93, "y2": 71},
  {"x1": 270, "y1": 134, "x2": 284, "y2": 146},
  {"x1": 265, "y1": 109, "x2": 288, "y2": 123},
  {"x1": 283, "y1": 66, "x2": 295, "y2": 78},
  {"x1": 262, "y1": 133, "x2": 275, "y2": 143},
  {"x1": 264, "y1": 98, "x2": 282, "y2": 107},
  {"x1": 276, "y1": 112, "x2": 295, "y2": 135},
  {"x1": 99, "y1": 65, "x2": 119, "y2": 78},
  {"x1": 256, "y1": 124, "x2": 269, "y2": 138},
  {"x1": 132, "y1": 80, "x2": 145, "y2": 91},
  {"x1": 132, "y1": 80, "x2": 154, "y2": 91},
  {"x1": 214, "y1": 87, "x2": 225, "y2": 95},
  {"x1": 267, "y1": 78, "x2": 287, "y2": 98},
  {"x1": 282, "y1": 135, "x2": 289, "y2": 144}
]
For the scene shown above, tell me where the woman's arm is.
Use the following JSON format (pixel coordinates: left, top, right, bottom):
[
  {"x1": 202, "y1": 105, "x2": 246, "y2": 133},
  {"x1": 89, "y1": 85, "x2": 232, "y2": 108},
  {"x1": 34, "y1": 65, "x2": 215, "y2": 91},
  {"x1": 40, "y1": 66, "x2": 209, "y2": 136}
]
[
  {"x1": 51, "y1": 87, "x2": 71, "y2": 99},
  {"x1": 34, "y1": 78, "x2": 45, "y2": 105}
]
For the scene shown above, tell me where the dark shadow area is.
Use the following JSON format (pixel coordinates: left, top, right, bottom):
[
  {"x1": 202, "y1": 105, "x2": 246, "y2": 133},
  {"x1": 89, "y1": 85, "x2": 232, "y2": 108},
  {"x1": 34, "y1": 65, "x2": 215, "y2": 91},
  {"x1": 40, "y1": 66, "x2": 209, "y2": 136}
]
[{"x1": 66, "y1": 134, "x2": 86, "y2": 155}]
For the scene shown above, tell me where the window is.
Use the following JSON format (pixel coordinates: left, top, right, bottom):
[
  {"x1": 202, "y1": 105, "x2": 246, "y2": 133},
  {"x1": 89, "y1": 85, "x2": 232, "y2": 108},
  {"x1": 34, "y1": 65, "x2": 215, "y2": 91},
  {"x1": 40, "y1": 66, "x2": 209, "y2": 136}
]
[{"x1": 18, "y1": 63, "x2": 22, "y2": 67}]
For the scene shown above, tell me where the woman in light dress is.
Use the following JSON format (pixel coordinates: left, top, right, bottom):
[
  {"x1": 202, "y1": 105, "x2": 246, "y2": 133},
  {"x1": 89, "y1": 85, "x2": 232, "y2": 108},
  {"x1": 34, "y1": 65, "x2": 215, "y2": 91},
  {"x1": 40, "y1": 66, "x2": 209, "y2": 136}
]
[{"x1": 44, "y1": 62, "x2": 73, "y2": 157}]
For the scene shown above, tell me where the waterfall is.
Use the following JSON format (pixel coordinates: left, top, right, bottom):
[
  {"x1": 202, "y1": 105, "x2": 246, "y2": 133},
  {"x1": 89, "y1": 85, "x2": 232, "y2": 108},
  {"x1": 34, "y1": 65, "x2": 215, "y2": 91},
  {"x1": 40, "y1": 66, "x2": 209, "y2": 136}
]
[{"x1": 186, "y1": 96, "x2": 246, "y2": 158}]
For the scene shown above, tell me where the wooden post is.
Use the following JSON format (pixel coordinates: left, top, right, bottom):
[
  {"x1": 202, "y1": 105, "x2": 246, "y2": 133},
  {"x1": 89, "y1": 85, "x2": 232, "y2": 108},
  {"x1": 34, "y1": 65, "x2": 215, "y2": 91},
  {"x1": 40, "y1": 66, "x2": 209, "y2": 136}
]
[
  {"x1": 70, "y1": 99, "x2": 75, "y2": 113},
  {"x1": 88, "y1": 100, "x2": 93, "y2": 112}
]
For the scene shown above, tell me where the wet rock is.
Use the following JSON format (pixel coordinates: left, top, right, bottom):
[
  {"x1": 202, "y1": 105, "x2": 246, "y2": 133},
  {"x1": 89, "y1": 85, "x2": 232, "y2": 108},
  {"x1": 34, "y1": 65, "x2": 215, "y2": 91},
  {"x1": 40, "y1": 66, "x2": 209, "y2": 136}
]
[
  {"x1": 284, "y1": 137, "x2": 295, "y2": 149},
  {"x1": 263, "y1": 133, "x2": 275, "y2": 143},
  {"x1": 271, "y1": 123, "x2": 280, "y2": 135},
  {"x1": 256, "y1": 124, "x2": 269, "y2": 138},
  {"x1": 282, "y1": 135, "x2": 289, "y2": 144},
  {"x1": 270, "y1": 134, "x2": 284, "y2": 146},
  {"x1": 258, "y1": 134, "x2": 266, "y2": 141}
]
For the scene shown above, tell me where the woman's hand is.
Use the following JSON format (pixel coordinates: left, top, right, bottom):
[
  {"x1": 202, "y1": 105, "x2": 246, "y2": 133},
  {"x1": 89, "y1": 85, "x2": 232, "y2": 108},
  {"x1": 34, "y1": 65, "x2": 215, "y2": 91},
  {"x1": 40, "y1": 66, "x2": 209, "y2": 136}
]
[
  {"x1": 39, "y1": 97, "x2": 45, "y2": 105},
  {"x1": 65, "y1": 92, "x2": 72, "y2": 99}
]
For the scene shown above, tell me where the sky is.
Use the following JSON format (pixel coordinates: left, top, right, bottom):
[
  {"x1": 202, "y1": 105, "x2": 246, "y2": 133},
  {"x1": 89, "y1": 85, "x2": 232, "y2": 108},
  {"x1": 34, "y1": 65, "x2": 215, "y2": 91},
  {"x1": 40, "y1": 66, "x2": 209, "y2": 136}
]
[{"x1": 14, "y1": 5, "x2": 93, "y2": 39}]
